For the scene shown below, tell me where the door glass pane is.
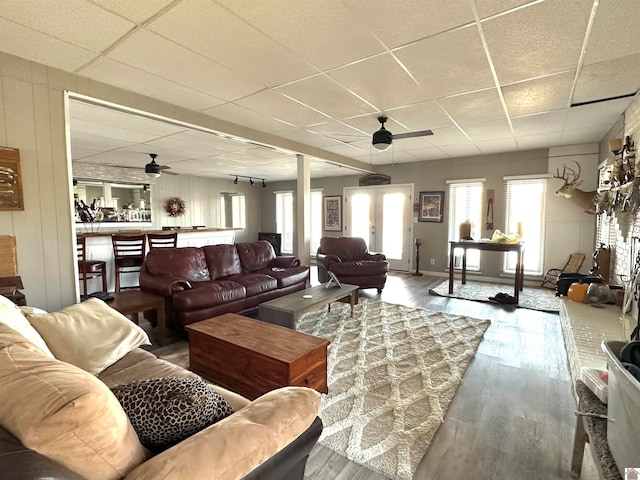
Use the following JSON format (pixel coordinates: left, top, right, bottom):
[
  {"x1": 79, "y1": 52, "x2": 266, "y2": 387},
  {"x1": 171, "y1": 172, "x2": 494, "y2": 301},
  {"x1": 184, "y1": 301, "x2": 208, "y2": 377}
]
[
  {"x1": 382, "y1": 192, "x2": 404, "y2": 260},
  {"x1": 350, "y1": 193, "x2": 371, "y2": 244}
]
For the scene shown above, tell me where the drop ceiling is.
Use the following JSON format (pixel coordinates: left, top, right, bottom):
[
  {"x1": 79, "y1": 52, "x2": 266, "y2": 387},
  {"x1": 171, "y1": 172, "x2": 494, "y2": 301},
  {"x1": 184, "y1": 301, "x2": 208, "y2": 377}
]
[{"x1": 1, "y1": 0, "x2": 639, "y2": 181}]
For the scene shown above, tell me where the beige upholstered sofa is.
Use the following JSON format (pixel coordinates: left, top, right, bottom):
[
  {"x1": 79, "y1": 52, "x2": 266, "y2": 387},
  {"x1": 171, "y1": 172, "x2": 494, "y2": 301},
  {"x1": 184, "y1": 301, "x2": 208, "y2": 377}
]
[{"x1": 0, "y1": 296, "x2": 322, "y2": 480}]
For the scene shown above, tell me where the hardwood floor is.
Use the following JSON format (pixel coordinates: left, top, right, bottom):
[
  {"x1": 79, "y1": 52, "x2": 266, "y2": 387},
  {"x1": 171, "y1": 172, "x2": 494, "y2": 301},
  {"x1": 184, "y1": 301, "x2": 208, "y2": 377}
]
[
  {"x1": 147, "y1": 272, "x2": 598, "y2": 479},
  {"x1": 303, "y1": 272, "x2": 597, "y2": 480}
]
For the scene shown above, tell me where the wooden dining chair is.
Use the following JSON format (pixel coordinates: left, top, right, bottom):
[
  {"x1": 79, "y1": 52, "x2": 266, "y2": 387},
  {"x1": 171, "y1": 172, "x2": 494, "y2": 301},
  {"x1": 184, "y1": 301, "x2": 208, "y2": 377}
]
[
  {"x1": 77, "y1": 235, "x2": 107, "y2": 296},
  {"x1": 112, "y1": 234, "x2": 147, "y2": 292},
  {"x1": 147, "y1": 232, "x2": 178, "y2": 249}
]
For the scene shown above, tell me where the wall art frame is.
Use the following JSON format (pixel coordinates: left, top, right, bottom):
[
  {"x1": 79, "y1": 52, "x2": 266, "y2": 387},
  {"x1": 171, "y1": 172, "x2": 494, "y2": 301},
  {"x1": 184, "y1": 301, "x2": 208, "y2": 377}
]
[
  {"x1": 323, "y1": 195, "x2": 342, "y2": 231},
  {"x1": 418, "y1": 191, "x2": 444, "y2": 223},
  {"x1": 0, "y1": 147, "x2": 24, "y2": 211}
]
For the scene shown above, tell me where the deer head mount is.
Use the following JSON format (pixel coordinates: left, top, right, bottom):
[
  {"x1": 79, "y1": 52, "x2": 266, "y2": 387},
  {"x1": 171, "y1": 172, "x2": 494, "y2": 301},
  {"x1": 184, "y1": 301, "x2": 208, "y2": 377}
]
[{"x1": 553, "y1": 161, "x2": 599, "y2": 215}]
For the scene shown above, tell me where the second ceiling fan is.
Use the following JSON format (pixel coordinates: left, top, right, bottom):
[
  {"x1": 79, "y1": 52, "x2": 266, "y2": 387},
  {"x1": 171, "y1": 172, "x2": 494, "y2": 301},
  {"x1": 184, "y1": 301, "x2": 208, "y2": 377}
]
[{"x1": 372, "y1": 116, "x2": 433, "y2": 151}]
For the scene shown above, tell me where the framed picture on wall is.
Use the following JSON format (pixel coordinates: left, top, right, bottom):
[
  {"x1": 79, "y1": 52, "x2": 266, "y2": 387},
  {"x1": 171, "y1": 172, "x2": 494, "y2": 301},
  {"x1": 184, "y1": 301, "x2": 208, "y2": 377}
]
[
  {"x1": 0, "y1": 147, "x2": 24, "y2": 211},
  {"x1": 418, "y1": 191, "x2": 444, "y2": 223},
  {"x1": 323, "y1": 195, "x2": 342, "y2": 231}
]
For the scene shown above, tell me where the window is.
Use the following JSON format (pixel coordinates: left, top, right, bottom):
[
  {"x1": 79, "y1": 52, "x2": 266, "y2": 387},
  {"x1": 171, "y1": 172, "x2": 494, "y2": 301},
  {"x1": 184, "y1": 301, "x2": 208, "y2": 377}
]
[
  {"x1": 310, "y1": 190, "x2": 323, "y2": 255},
  {"x1": 231, "y1": 194, "x2": 246, "y2": 228},
  {"x1": 504, "y1": 177, "x2": 547, "y2": 274},
  {"x1": 276, "y1": 191, "x2": 294, "y2": 254},
  {"x1": 447, "y1": 180, "x2": 484, "y2": 270}
]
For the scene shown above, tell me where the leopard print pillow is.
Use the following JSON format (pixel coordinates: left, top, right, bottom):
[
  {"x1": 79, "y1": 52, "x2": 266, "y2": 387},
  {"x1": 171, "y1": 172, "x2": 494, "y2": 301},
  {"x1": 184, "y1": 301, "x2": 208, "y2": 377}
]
[{"x1": 111, "y1": 377, "x2": 234, "y2": 452}]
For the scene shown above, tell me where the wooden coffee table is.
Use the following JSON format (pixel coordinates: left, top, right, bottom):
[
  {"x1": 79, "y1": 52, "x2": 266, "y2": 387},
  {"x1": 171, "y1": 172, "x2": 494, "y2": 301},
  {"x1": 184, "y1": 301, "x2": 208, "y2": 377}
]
[
  {"x1": 185, "y1": 313, "x2": 329, "y2": 400},
  {"x1": 258, "y1": 283, "x2": 359, "y2": 329}
]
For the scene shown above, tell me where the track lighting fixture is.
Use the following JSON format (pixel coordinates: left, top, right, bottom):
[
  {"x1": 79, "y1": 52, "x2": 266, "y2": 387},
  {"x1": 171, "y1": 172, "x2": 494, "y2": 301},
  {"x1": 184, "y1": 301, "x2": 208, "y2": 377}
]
[{"x1": 228, "y1": 174, "x2": 266, "y2": 187}]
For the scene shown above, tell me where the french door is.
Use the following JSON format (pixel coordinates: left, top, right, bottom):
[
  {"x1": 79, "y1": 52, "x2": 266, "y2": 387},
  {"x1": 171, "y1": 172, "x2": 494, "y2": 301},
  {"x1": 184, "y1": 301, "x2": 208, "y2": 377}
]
[{"x1": 344, "y1": 185, "x2": 412, "y2": 271}]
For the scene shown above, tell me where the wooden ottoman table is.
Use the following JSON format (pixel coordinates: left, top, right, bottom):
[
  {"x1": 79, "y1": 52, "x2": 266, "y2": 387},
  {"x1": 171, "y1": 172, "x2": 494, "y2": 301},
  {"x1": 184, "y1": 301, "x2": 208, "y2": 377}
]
[{"x1": 185, "y1": 313, "x2": 329, "y2": 400}]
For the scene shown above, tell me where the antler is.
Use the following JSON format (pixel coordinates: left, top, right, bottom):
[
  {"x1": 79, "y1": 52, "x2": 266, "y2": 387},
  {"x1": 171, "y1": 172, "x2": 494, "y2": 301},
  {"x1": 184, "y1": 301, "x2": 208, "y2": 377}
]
[{"x1": 553, "y1": 161, "x2": 582, "y2": 186}]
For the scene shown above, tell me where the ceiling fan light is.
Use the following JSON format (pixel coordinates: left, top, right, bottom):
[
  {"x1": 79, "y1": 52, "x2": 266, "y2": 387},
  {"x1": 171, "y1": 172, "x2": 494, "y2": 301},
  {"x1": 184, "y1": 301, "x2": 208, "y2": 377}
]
[
  {"x1": 146, "y1": 154, "x2": 162, "y2": 177},
  {"x1": 372, "y1": 128, "x2": 392, "y2": 151}
]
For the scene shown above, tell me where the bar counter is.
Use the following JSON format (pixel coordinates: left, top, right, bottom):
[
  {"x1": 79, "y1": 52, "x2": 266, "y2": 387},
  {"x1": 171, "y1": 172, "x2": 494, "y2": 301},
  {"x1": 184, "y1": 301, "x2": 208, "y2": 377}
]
[{"x1": 77, "y1": 227, "x2": 236, "y2": 294}]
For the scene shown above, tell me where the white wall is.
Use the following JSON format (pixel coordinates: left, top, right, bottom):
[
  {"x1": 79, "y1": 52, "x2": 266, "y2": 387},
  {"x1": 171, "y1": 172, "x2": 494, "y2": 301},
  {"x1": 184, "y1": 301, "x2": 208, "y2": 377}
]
[{"x1": 545, "y1": 144, "x2": 599, "y2": 275}]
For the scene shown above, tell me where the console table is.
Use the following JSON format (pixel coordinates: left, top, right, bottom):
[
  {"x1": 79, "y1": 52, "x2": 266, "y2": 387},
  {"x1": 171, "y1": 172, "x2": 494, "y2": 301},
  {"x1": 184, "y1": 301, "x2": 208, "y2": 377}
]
[{"x1": 449, "y1": 240, "x2": 525, "y2": 302}]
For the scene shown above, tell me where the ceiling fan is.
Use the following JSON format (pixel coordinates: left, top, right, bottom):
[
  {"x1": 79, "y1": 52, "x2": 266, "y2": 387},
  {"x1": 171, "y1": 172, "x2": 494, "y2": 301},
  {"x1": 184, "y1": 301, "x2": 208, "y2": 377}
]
[
  {"x1": 145, "y1": 153, "x2": 172, "y2": 178},
  {"x1": 372, "y1": 116, "x2": 433, "y2": 151}
]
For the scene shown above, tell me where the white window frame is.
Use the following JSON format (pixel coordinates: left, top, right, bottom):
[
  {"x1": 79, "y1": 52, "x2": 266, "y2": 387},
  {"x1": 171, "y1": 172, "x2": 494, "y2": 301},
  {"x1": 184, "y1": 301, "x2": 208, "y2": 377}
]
[
  {"x1": 275, "y1": 191, "x2": 294, "y2": 254},
  {"x1": 503, "y1": 176, "x2": 547, "y2": 275},
  {"x1": 310, "y1": 190, "x2": 323, "y2": 256},
  {"x1": 447, "y1": 179, "x2": 485, "y2": 271},
  {"x1": 231, "y1": 194, "x2": 246, "y2": 229}
]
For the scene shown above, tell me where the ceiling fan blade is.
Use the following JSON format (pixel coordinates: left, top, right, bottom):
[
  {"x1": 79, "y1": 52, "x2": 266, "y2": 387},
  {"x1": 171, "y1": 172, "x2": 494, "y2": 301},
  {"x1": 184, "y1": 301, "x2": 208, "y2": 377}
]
[
  {"x1": 392, "y1": 130, "x2": 434, "y2": 140},
  {"x1": 157, "y1": 164, "x2": 171, "y2": 170}
]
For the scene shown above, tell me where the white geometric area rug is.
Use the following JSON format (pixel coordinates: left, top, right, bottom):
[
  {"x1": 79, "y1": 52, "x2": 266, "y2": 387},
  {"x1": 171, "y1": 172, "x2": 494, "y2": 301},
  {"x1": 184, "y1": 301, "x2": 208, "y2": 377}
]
[{"x1": 297, "y1": 299, "x2": 491, "y2": 480}]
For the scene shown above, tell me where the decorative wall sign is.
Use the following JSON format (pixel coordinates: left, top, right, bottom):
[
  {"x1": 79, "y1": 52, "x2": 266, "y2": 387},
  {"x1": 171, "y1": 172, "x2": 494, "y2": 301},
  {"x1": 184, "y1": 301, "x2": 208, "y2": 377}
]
[
  {"x1": 323, "y1": 195, "x2": 342, "y2": 231},
  {"x1": 359, "y1": 173, "x2": 391, "y2": 186},
  {"x1": 418, "y1": 191, "x2": 444, "y2": 223},
  {"x1": 166, "y1": 197, "x2": 186, "y2": 216},
  {"x1": 0, "y1": 147, "x2": 24, "y2": 211}
]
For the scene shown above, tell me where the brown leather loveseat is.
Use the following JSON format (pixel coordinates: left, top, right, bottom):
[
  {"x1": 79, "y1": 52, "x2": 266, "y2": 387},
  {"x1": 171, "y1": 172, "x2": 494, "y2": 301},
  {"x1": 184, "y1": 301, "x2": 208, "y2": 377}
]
[
  {"x1": 140, "y1": 240, "x2": 309, "y2": 329},
  {"x1": 316, "y1": 236, "x2": 389, "y2": 293}
]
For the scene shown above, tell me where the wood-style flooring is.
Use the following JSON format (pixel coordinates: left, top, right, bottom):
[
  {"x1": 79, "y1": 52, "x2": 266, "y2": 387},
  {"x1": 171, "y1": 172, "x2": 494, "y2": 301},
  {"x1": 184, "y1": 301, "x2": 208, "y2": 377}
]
[{"x1": 148, "y1": 272, "x2": 598, "y2": 480}]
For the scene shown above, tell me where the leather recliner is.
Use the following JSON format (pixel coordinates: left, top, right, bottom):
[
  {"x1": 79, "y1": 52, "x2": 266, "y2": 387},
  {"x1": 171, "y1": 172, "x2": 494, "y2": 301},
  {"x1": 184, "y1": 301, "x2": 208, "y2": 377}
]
[{"x1": 316, "y1": 237, "x2": 389, "y2": 293}]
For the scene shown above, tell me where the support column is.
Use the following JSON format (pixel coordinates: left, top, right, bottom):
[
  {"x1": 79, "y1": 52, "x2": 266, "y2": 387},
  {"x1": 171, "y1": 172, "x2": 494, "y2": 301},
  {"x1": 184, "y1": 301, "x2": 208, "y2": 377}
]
[{"x1": 296, "y1": 154, "x2": 311, "y2": 267}]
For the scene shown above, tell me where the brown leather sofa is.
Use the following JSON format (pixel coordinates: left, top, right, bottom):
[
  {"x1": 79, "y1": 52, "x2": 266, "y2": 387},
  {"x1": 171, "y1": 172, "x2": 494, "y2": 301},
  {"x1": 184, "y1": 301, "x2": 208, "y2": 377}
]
[
  {"x1": 140, "y1": 240, "x2": 309, "y2": 328},
  {"x1": 316, "y1": 237, "x2": 389, "y2": 293}
]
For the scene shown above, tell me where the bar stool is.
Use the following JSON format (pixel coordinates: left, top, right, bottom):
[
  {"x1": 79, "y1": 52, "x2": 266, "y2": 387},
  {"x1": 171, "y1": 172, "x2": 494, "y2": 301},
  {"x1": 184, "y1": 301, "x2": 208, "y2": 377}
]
[
  {"x1": 147, "y1": 232, "x2": 178, "y2": 249},
  {"x1": 77, "y1": 236, "x2": 107, "y2": 296},
  {"x1": 112, "y1": 234, "x2": 147, "y2": 292}
]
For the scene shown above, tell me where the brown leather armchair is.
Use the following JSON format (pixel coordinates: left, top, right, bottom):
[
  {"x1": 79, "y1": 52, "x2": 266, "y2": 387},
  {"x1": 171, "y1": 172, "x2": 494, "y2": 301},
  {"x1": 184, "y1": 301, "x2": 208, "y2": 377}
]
[{"x1": 316, "y1": 237, "x2": 389, "y2": 293}]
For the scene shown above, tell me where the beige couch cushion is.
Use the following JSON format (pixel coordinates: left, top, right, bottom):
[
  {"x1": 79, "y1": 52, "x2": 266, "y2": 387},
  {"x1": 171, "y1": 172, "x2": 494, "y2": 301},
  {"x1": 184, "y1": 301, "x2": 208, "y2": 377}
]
[
  {"x1": 0, "y1": 294, "x2": 53, "y2": 357},
  {"x1": 98, "y1": 348, "x2": 251, "y2": 412},
  {"x1": 125, "y1": 386, "x2": 320, "y2": 480},
  {"x1": 26, "y1": 298, "x2": 150, "y2": 375},
  {"x1": 0, "y1": 324, "x2": 148, "y2": 480}
]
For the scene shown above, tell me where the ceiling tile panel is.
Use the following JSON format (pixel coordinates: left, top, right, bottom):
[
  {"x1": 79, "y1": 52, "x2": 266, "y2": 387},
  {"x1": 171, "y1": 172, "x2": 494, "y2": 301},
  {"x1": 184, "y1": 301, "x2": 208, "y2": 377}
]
[
  {"x1": 79, "y1": 58, "x2": 226, "y2": 110},
  {"x1": 483, "y1": 0, "x2": 593, "y2": 84},
  {"x1": 216, "y1": 0, "x2": 383, "y2": 71},
  {"x1": 474, "y1": 0, "x2": 541, "y2": 19},
  {"x1": 516, "y1": 132, "x2": 562, "y2": 150},
  {"x1": 573, "y1": 54, "x2": 640, "y2": 104},
  {"x1": 395, "y1": 26, "x2": 495, "y2": 98},
  {"x1": 560, "y1": 125, "x2": 611, "y2": 145},
  {"x1": 503, "y1": 71, "x2": 575, "y2": 117},
  {"x1": 328, "y1": 53, "x2": 430, "y2": 111},
  {"x1": 234, "y1": 89, "x2": 329, "y2": 127},
  {"x1": 438, "y1": 143, "x2": 483, "y2": 157},
  {"x1": 583, "y1": 0, "x2": 640, "y2": 65},
  {"x1": 343, "y1": 0, "x2": 474, "y2": 49},
  {"x1": 426, "y1": 127, "x2": 473, "y2": 146},
  {"x1": 148, "y1": 0, "x2": 317, "y2": 87},
  {"x1": 511, "y1": 110, "x2": 568, "y2": 136},
  {"x1": 277, "y1": 74, "x2": 377, "y2": 119},
  {"x1": 203, "y1": 103, "x2": 293, "y2": 133},
  {"x1": 404, "y1": 147, "x2": 451, "y2": 161},
  {"x1": 438, "y1": 89, "x2": 506, "y2": 125},
  {"x1": 0, "y1": 0, "x2": 134, "y2": 52},
  {"x1": 386, "y1": 101, "x2": 455, "y2": 131},
  {"x1": 464, "y1": 120, "x2": 514, "y2": 141},
  {"x1": 91, "y1": 0, "x2": 175, "y2": 24},
  {"x1": 476, "y1": 137, "x2": 518, "y2": 154},
  {"x1": 107, "y1": 30, "x2": 264, "y2": 100},
  {"x1": 565, "y1": 98, "x2": 629, "y2": 130},
  {"x1": 0, "y1": 19, "x2": 97, "y2": 72},
  {"x1": 71, "y1": 118, "x2": 165, "y2": 144}
]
